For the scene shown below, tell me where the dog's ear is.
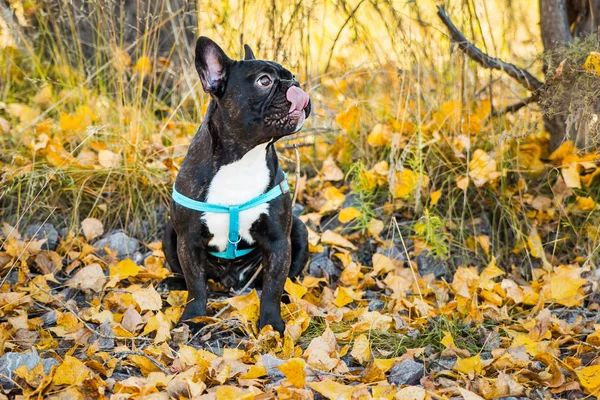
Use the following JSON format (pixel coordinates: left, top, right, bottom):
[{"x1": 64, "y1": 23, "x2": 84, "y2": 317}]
[
  {"x1": 195, "y1": 36, "x2": 232, "y2": 95},
  {"x1": 243, "y1": 44, "x2": 256, "y2": 61}
]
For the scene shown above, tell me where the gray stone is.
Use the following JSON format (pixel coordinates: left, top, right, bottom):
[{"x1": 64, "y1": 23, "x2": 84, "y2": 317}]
[
  {"x1": 40, "y1": 311, "x2": 57, "y2": 327},
  {"x1": 430, "y1": 357, "x2": 456, "y2": 372},
  {"x1": 93, "y1": 231, "x2": 139, "y2": 259},
  {"x1": 0, "y1": 350, "x2": 58, "y2": 389},
  {"x1": 91, "y1": 321, "x2": 115, "y2": 350},
  {"x1": 387, "y1": 359, "x2": 424, "y2": 386},
  {"x1": 414, "y1": 250, "x2": 446, "y2": 279},
  {"x1": 342, "y1": 193, "x2": 361, "y2": 209},
  {"x1": 376, "y1": 245, "x2": 405, "y2": 261},
  {"x1": 25, "y1": 223, "x2": 59, "y2": 250},
  {"x1": 132, "y1": 251, "x2": 145, "y2": 265},
  {"x1": 292, "y1": 203, "x2": 305, "y2": 218},
  {"x1": 308, "y1": 251, "x2": 341, "y2": 281},
  {"x1": 260, "y1": 354, "x2": 285, "y2": 378},
  {"x1": 368, "y1": 299, "x2": 386, "y2": 312}
]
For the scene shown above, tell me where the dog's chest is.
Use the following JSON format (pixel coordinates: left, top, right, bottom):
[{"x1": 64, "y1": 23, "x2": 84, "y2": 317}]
[{"x1": 202, "y1": 144, "x2": 270, "y2": 251}]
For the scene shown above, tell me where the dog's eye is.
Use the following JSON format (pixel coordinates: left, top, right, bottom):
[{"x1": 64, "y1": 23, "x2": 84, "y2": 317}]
[{"x1": 258, "y1": 75, "x2": 272, "y2": 87}]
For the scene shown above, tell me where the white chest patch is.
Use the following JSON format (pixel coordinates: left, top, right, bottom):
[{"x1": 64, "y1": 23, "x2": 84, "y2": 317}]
[{"x1": 202, "y1": 143, "x2": 270, "y2": 251}]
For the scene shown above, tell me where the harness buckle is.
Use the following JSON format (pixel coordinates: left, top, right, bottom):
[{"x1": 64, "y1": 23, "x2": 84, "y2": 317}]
[{"x1": 279, "y1": 181, "x2": 289, "y2": 194}]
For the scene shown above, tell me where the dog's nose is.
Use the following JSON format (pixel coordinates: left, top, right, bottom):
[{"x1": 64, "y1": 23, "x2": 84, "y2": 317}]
[{"x1": 286, "y1": 86, "x2": 310, "y2": 113}]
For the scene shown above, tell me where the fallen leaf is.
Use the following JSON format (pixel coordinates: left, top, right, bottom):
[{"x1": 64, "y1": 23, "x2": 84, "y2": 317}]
[
  {"x1": 321, "y1": 230, "x2": 357, "y2": 249},
  {"x1": 277, "y1": 358, "x2": 306, "y2": 388},
  {"x1": 67, "y1": 263, "x2": 106, "y2": 293},
  {"x1": 81, "y1": 217, "x2": 103, "y2": 241},
  {"x1": 339, "y1": 207, "x2": 362, "y2": 223}
]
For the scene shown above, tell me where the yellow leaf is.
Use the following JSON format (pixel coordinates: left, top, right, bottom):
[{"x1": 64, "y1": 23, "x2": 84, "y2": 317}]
[
  {"x1": 321, "y1": 230, "x2": 357, "y2": 249},
  {"x1": 321, "y1": 157, "x2": 344, "y2": 181},
  {"x1": 371, "y1": 384, "x2": 396, "y2": 400},
  {"x1": 81, "y1": 217, "x2": 103, "y2": 241},
  {"x1": 367, "y1": 124, "x2": 392, "y2": 147},
  {"x1": 278, "y1": 358, "x2": 306, "y2": 388},
  {"x1": 66, "y1": 263, "x2": 106, "y2": 293},
  {"x1": 339, "y1": 207, "x2": 362, "y2": 223},
  {"x1": 576, "y1": 196, "x2": 595, "y2": 211},
  {"x1": 241, "y1": 363, "x2": 267, "y2": 379},
  {"x1": 441, "y1": 330, "x2": 455, "y2": 349},
  {"x1": 350, "y1": 334, "x2": 371, "y2": 364},
  {"x1": 430, "y1": 189, "x2": 442, "y2": 206},
  {"x1": 228, "y1": 290, "x2": 260, "y2": 325},
  {"x1": 320, "y1": 186, "x2": 346, "y2": 213},
  {"x1": 285, "y1": 278, "x2": 307, "y2": 300},
  {"x1": 577, "y1": 365, "x2": 600, "y2": 395},
  {"x1": 372, "y1": 253, "x2": 401, "y2": 275},
  {"x1": 335, "y1": 105, "x2": 359, "y2": 132},
  {"x1": 309, "y1": 379, "x2": 356, "y2": 400},
  {"x1": 469, "y1": 149, "x2": 499, "y2": 187},
  {"x1": 456, "y1": 176, "x2": 469, "y2": 190},
  {"x1": 110, "y1": 259, "x2": 141, "y2": 279},
  {"x1": 131, "y1": 286, "x2": 163, "y2": 311},
  {"x1": 392, "y1": 168, "x2": 418, "y2": 199},
  {"x1": 133, "y1": 56, "x2": 152, "y2": 77},
  {"x1": 561, "y1": 164, "x2": 581, "y2": 188},
  {"x1": 98, "y1": 149, "x2": 122, "y2": 168},
  {"x1": 454, "y1": 355, "x2": 482, "y2": 375},
  {"x1": 527, "y1": 225, "x2": 544, "y2": 259},
  {"x1": 458, "y1": 388, "x2": 485, "y2": 400},
  {"x1": 53, "y1": 355, "x2": 90, "y2": 386},
  {"x1": 223, "y1": 348, "x2": 245, "y2": 360},
  {"x1": 33, "y1": 86, "x2": 54, "y2": 109},
  {"x1": 584, "y1": 52, "x2": 600, "y2": 77},
  {"x1": 549, "y1": 140, "x2": 576, "y2": 164},
  {"x1": 228, "y1": 289, "x2": 259, "y2": 310},
  {"x1": 367, "y1": 218, "x2": 384, "y2": 238},
  {"x1": 548, "y1": 265, "x2": 586, "y2": 307},
  {"x1": 396, "y1": 386, "x2": 426, "y2": 400},
  {"x1": 334, "y1": 286, "x2": 354, "y2": 307}
]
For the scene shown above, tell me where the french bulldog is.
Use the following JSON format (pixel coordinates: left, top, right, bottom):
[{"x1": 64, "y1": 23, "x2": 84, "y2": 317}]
[{"x1": 163, "y1": 37, "x2": 310, "y2": 335}]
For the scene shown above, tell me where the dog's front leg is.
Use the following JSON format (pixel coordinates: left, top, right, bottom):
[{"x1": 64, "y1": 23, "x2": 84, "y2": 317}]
[
  {"x1": 258, "y1": 237, "x2": 291, "y2": 335},
  {"x1": 177, "y1": 235, "x2": 208, "y2": 328}
]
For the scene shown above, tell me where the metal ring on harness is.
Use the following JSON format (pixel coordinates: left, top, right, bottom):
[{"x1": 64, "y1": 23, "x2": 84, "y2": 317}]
[{"x1": 228, "y1": 236, "x2": 243, "y2": 245}]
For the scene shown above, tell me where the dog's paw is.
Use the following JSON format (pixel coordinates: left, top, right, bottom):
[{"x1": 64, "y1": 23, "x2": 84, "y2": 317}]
[{"x1": 258, "y1": 316, "x2": 285, "y2": 337}]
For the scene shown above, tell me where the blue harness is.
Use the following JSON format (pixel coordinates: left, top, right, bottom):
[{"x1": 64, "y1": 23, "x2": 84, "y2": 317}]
[{"x1": 172, "y1": 176, "x2": 289, "y2": 259}]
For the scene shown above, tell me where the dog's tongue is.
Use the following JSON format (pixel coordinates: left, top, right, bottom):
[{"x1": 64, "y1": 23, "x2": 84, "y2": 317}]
[{"x1": 286, "y1": 86, "x2": 310, "y2": 113}]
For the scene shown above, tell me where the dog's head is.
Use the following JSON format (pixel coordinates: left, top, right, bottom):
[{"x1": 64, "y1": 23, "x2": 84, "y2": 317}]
[{"x1": 195, "y1": 37, "x2": 311, "y2": 143}]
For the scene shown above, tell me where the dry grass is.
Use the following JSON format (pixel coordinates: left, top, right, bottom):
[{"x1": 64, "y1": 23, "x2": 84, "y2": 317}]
[{"x1": 3, "y1": 0, "x2": 600, "y2": 271}]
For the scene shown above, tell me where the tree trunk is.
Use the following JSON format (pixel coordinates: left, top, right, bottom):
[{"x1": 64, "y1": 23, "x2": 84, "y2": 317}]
[{"x1": 540, "y1": 0, "x2": 600, "y2": 151}]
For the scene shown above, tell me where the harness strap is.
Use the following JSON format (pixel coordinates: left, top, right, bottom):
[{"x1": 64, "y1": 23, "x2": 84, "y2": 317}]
[{"x1": 172, "y1": 176, "x2": 290, "y2": 260}]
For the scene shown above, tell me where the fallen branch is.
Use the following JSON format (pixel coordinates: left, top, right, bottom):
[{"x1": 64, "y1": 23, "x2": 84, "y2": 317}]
[
  {"x1": 437, "y1": 6, "x2": 544, "y2": 92},
  {"x1": 114, "y1": 350, "x2": 171, "y2": 375}
]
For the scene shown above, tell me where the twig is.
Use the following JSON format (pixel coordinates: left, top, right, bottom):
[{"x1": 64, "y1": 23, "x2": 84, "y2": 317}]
[
  {"x1": 31, "y1": 281, "x2": 153, "y2": 342},
  {"x1": 437, "y1": 6, "x2": 544, "y2": 92},
  {"x1": 114, "y1": 350, "x2": 170, "y2": 375},
  {"x1": 489, "y1": 94, "x2": 539, "y2": 118}
]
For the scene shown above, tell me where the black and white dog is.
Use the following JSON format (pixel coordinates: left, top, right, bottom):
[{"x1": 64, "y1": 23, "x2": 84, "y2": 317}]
[{"x1": 163, "y1": 37, "x2": 310, "y2": 334}]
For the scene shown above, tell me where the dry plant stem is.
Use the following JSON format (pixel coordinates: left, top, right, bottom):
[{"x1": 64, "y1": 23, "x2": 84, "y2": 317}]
[
  {"x1": 31, "y1": 281, "x2": 153, "y2": 342},
  {"x1": 436, "y1": 6, "x2": 544, "y2": 92},
  {"x1": 114, "y1": 350, "x2": 170, "y2": 375},
  {"x1": 292, "y1": 144, "x2": 301, "y2": 206}
]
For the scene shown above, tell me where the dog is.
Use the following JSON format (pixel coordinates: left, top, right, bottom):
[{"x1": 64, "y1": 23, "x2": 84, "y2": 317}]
[{"x1": 163, "y1": 37, "x2": 310, "y2": 335}]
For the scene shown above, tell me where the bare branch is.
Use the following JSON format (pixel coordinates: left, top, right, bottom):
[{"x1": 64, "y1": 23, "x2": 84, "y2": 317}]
[
  {"x1": 437, "y1": 6, "x2": 544, "y2": 92},
  {"x1": 490, "y1": 94, "x2": 539, "y2": 118}
]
